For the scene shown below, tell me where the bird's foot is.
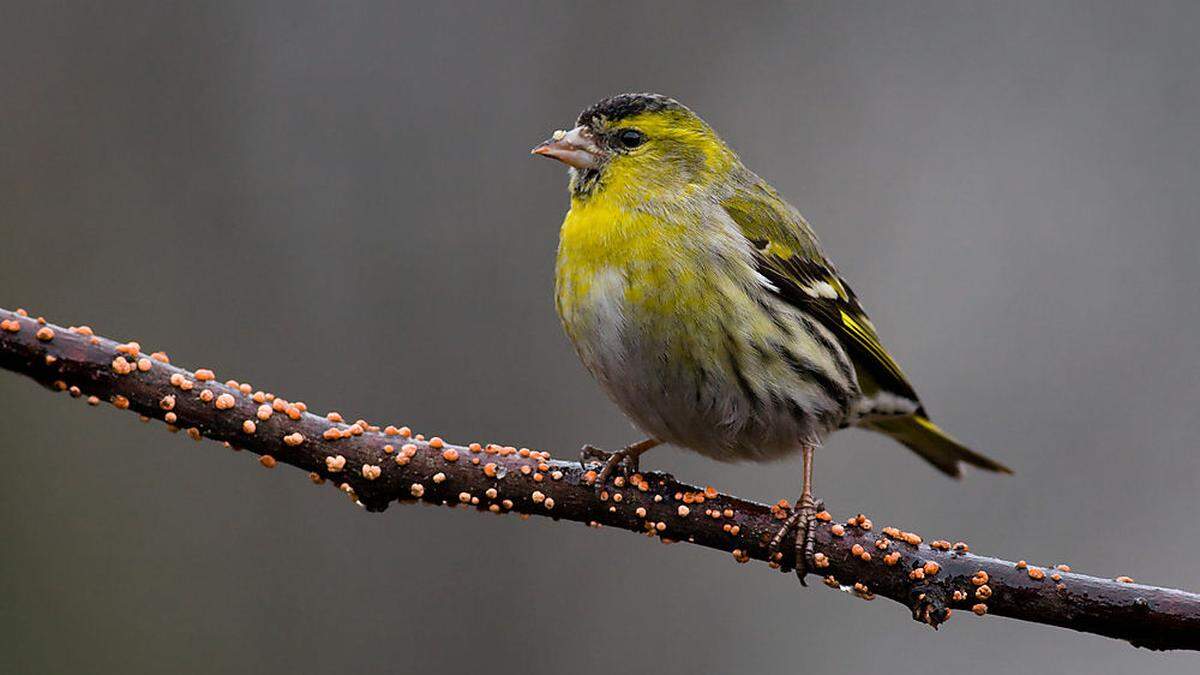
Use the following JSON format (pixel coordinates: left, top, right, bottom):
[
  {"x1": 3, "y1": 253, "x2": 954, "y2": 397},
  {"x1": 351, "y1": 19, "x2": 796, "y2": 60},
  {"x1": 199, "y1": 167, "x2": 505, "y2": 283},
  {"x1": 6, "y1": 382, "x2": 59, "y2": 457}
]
[
  {"x1": 580, "y1": 444, "x2": 641, "y2": 486},
  {"x1": 768, "y1": 494, "x2": 825, "y2": 586}
]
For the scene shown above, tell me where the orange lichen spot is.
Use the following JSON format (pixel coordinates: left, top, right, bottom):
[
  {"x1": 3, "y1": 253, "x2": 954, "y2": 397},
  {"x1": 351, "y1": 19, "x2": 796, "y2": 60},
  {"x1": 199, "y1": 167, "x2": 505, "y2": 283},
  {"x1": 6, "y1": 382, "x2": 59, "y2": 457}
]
[
  {"x1": 87, "y1": 395, "x2": 101, "y2": 406},
  {"x1": 732, "y1": 549, "x2": 750, "y2": 563},
  {"x1": 52, "y1": 379, "x2": 66, "y2": 390},
  {"x1": 325, "y1": 455, "x2": 346, "y2": 472},
  {"x1": 442, "y1": 448, "x2": 459, "y2": 462},
  {"x1": 159, "y1": 395, "x2": 176, "y2": 411},
  {"x1": 823, "y1": 576, "x2": 839, "y2": 589},
  {"x1": 308, "y1": 472, "x2": 324, "y2": 484},
  {"x1": 382, "y1": 444, "x2": 394, "y2": 454},
  {"x1": 531, "y1": 490, "x2": 546, "y2": 504},
  {"x1": 532, "y1": 473, "x2": 544, "y2": 482},
  {"x1": 815, "y1": 510, "x2": 832, "y2": 522},
  {"x1": 729, "y1": 525, "x2": 740, "y2": 536},
  {"x1": 1028, "y1": 567, "x2": 1045, "y2": 581},
  {"x1": 483, "y1": 463, "x2": 498, "y2": 478},
  {"x1": 35, "y1": 326, "x2": 54, "y2": 341},
  {"x1": 47, "y1": 356, "x2": 59, "y2": 366},
  {"x1": 909, "y1": 569, "x2": 925, "y2": 581},
  {"x1": 677, "y1": 505, "x2": 690, "y2": 517},
  {"x1": 468, "y1": 442, "x2": 482, "y2": 453},
  {"x1": 164, "y1": 412, "x2": 177, "y2": 424},
  {"x1": 256, "y1": 404, "x2": 272, "y2": 421},
  {"x1": 111, "y1": 395, "x2": 129, "y2": 409},
  {"x1": 550, "y1": 470, "x2": 563, "y2": 481},
  {"x1": 260, "y1": 455, "x2": 277, "y2": 468},
  {"x1": 169, "y1": 373, "x2": 184, "y2": 387},
  {"x1": 484, "y1": 488, "x2": 498, "y2": 499},
  {"x1": 293, "y1": 402, "x2": 307, "y2": 413},
  {"x1": 976, "y1": 584, "x2": 993, "y2": 599},
  {"x1": 1056, "y1": 564, "x2": 1071, "y2": 572},
  {"x1": 901, "y1": 532, "x2": 922, "y2": 546},
  {"x1": 398, "y1": 426, "x2": 412, "y2": 438},
  {"x1": 194, "y1": 368, "x2": 215, "y2": 382},
  {"x1": 851, "y1": 544, "x2": 865, "y2": 557},
  {"x1": 69, "y1": 385, "x2": 81, "y2": 397},
  {"x1": 923, "y1": 561, "x2": 941, "y2": 576},
  {"x1": 410, "y1": 483, "x2": 425, "y2": 498},
  {"x1": 428, "y1": 437, "x2": 445, "y2": 450},
  {"x1": 112, "y1": 357, "x2": 133, "y2": 375},
  {"x1": 285, "y1": 406, "x2": 301, "y2": 421},
  {"x1": 0, "y1": 319, "x2": 20, "y2": 333},
  {"x1": 325, "y1": 412, "x2": 345, "y2": 423},
  {"x1": 703, "y1": 485, "x2": 718, "y2": 499},
  {"x1": 215, "y1": 393, "x2": 236, "y2": 410},
  {"x1": 1016, "y1": 560, "x2": 1027, "y2": 569},
  {"x1": 655, "y1": 521, "x2": 666, "y2": 532},
  {"x1": 322, "y1": 428, "x2": 341, "y2": 440},
  {"x1": 458, "y1": 492, "x2": 472, "y2": 503},
  {"x1": 114, "y1": 341, "x2": 139, "y2": 356},
  {"x1": 150, "y1": 351, "x2": 169, "y2": 363},
  {"x1": 635, "y1": 506, "x2": 647, "y2": 518},
  {"x1": 432, "y1": 472, "x2": 446, "y2": 484},
  {"x1": 972, "y1": 603, "x2": 988, "y2": 616},
  {"x1": 199, "y1": 390, "x2": 215, "y2": 403},
  {"x1": 812, "y1": 552, "x2": 830, "y2": 568},
  {"x1": 952, "y1": 590, "x2": 967, "y2": 602},
  {"x1": 875, "y1": 538, "x2": 890, "y2": 550},
  {"x1": 543, "y1": 497, "x2": 555, "y2": 510},
  {"x1": 971, "y1": 570, "x2": 989, "y2": 586},
  {"x1": 882, "y1": 526, "x2": 901, "y2": 538},
  {"x1": 1116, "y1": 575, "x2": 1134, "y2": 584},
  {"x1": 830, "y1": 524, "x2": 845, "y2": 537},
  {"x1": 180, "y1": 379, "x2": 194, "y2": 391},
  {"x1": 240, "y1": 420, "x2": 256, "y2": 434},
  {"x1": 931, "y1": 540, "x2": 951, "y2": 551},
  {"x1": 884, "y1": 552, "x2": 901, "y2": 566},
  {"x1": 136, "y1": 357, "x2": 152, "y2": 372},
  {"x1": 1051, "y1": 573, "x2": 1062, "y2": 582},
  {"x1": 362, "y1": 464, "x2": 382, "y2": 480},
  {"x1": 186, "y1": 427, "x2": 202, "y2": 441}
]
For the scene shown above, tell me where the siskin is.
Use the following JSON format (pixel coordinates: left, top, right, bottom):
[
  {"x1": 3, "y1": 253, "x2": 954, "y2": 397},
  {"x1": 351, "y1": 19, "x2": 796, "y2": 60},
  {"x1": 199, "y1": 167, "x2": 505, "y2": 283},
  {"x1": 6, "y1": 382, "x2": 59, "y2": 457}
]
[{"x1": 533, "y1": 93, "x2": 1010, "y2": 579}]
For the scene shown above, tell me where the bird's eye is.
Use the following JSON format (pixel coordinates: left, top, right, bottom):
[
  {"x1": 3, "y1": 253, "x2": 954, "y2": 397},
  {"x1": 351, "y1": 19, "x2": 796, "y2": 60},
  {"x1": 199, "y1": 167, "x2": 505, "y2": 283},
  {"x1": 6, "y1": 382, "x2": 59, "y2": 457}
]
[{"x1": 617, "y1": 129, "x2": 646, "y2": 149}]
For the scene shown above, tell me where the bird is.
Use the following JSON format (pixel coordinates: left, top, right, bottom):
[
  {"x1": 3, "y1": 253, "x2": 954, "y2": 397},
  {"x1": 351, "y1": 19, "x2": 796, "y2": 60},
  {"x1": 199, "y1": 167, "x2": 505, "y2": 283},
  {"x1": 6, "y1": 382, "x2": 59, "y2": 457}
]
[{"x1": 532, "y1": 93, "x2": 1010, "y2": 580}]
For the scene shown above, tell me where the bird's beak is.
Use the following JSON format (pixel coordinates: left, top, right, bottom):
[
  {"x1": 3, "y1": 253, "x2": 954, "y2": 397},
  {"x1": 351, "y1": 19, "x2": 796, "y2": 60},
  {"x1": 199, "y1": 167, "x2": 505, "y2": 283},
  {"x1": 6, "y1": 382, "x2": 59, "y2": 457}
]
[{"x1": 531, "y1": 126, "x2": 605, "y2": 169}]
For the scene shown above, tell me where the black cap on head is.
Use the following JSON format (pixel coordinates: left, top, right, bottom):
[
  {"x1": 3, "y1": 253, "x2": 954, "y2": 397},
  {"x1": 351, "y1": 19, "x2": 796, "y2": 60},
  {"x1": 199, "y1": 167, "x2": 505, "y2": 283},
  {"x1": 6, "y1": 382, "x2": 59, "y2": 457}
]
[{"x1": 577, "y1": 93, "x2": 685, "y2": 128}]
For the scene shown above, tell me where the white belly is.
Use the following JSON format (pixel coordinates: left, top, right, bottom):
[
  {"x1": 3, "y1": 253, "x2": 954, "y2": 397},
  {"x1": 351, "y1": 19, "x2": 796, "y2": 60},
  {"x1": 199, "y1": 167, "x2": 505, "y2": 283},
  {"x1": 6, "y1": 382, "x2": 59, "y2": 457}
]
[{"x1": 559, "y1": 266, "x2": 858, "y2": 463}]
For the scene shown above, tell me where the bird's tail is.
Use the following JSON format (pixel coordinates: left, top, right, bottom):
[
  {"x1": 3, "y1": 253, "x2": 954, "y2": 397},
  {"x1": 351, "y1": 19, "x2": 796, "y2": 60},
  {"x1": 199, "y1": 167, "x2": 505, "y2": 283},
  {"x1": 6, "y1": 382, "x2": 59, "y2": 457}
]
[{"x1": 861, "y1": 415, "x2": 1012, "y2": 478}]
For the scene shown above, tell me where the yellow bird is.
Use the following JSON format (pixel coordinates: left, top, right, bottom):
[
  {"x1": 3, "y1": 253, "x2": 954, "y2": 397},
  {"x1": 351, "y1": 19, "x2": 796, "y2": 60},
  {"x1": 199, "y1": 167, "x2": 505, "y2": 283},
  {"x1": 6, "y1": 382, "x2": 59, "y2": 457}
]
[{"x1": 533, "y1": 93, "x2": 1009, "y2": 580}]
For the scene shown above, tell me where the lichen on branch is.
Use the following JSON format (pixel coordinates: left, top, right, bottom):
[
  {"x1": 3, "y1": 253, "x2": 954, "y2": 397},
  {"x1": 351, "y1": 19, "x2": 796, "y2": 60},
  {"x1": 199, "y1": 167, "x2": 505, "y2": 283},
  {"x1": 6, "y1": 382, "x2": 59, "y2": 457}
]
[{"x1": 1, "y1": 306, "x2": 1198, "y2": 651}]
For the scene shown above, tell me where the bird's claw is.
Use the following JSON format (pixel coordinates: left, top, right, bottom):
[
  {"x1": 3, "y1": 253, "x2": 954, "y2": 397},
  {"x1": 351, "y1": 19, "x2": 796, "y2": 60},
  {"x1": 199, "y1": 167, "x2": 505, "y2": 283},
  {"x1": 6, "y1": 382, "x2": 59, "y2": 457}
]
[
  {"x1": 579, "y1": 444, "x2": 641, "y2": 487},
  {"x1": 767, "y1": 495, "x2": 825, "y2": 585}
]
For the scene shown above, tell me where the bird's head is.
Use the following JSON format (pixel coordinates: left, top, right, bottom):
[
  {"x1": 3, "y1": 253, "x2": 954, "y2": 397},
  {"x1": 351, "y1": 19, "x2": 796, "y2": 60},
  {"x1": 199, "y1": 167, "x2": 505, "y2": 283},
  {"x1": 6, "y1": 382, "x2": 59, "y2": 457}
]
[{"x1": 532, "y1": 93, "x2": 737, "y2": 202}]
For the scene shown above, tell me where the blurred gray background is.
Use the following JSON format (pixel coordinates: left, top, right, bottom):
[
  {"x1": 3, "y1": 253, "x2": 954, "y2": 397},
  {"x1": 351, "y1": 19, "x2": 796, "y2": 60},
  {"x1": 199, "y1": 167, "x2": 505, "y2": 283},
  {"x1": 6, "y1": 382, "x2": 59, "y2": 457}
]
[{"x1": 2, "y1": 1, "x2": 1198, "y2": 673}]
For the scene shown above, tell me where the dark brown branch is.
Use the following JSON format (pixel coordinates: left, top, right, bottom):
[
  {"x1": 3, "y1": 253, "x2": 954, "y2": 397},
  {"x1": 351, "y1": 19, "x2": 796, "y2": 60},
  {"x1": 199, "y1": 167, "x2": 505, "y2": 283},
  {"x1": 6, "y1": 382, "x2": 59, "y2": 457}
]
[{"x1": 2, "y1": 306, "x2": 1198, "y2": 651}]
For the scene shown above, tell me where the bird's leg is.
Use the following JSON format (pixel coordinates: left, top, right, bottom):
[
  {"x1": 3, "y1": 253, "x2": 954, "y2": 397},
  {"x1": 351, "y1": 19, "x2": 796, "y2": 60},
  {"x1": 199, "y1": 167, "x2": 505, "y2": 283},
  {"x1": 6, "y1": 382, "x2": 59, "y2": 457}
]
[
  {"x1": 768, "y1": 446, "x2": 824, "y2": 586},
  {"x1": 580, "y1": 438, "x2": 661, "y2": 486}
]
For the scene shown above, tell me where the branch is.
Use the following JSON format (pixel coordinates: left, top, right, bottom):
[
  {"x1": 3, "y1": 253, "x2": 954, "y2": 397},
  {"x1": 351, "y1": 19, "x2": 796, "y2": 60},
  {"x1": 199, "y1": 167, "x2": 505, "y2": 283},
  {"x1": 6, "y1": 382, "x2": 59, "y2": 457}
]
[{"x1": 2, "y1": 306, "x2": 1198, "y2": 651}]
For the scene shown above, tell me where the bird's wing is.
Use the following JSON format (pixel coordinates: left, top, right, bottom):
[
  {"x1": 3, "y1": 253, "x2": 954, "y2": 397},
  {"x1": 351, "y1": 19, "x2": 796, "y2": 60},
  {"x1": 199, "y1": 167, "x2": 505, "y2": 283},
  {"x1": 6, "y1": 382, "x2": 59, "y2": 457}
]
[{"x1": 721, "y1": 181, "x2": 923, "y2": 409}]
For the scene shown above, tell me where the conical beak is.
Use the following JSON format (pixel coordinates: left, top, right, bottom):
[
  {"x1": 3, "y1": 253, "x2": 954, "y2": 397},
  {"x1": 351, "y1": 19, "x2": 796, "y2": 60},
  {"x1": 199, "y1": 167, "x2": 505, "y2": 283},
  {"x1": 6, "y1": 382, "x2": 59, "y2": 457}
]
[{"x1": 531, "y1": 125, "x2": 605, "y2": 169}]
